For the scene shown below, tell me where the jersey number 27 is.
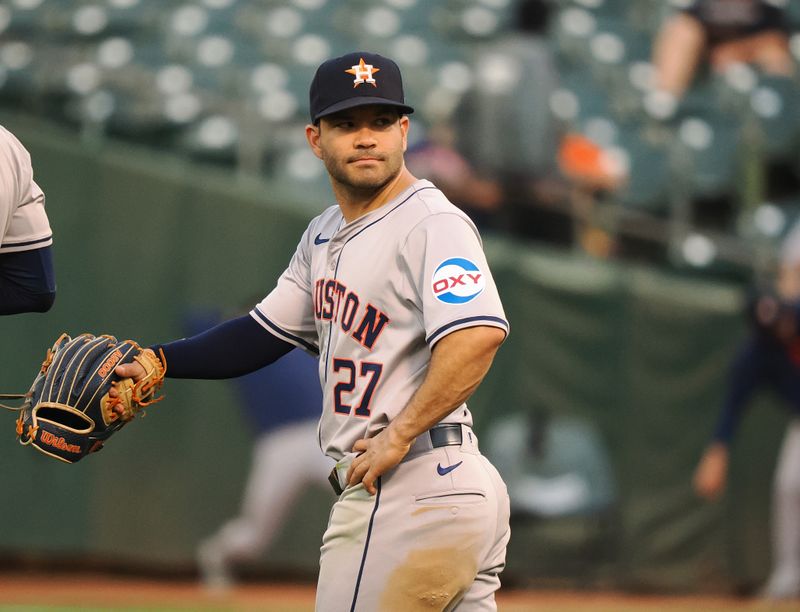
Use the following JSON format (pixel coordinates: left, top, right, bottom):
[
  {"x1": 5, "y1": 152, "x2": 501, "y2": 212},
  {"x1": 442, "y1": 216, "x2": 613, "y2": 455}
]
[{"x1": 332, "y1": 359, "x2": 383, "y2": 417}]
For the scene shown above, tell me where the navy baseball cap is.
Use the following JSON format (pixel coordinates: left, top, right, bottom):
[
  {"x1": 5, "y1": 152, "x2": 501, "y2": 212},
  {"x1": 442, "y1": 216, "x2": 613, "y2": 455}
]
[{"x1": 309, "y1": 51, "x2": 414, "y2": 124}]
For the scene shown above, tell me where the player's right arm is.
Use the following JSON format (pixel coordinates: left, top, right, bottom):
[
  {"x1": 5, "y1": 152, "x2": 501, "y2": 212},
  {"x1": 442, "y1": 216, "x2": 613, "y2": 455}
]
[
  {"x1": 113, "y1": 315, "x2": 295, "y2": 384},
  {"x1": 347, "y1": 324, "x2": 506, "y2": 494},
  {"x1": 114, "y1": 218, "x2": 322, "y2": 383}
]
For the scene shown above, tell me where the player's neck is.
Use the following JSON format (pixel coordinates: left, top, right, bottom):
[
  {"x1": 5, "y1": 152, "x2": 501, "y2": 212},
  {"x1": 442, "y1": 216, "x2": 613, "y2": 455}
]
[{"x1": 335, "y1": 167, "x2": 417, "y2": 223}]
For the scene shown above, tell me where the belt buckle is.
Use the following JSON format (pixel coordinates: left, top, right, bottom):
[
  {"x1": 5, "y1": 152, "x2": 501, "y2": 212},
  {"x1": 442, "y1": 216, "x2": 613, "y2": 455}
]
[{"x1": 328, "y1": 467, "x2": 344, "y2": 495}]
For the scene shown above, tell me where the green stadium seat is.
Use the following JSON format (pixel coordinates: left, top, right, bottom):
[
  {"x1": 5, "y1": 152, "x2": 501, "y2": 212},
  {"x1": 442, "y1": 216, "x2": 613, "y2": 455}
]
[
  {"x1": 791, "y1": 33, "x2": 800, "y2": 68},
  {"x1": 377, "y1": 0, "x2": 435, "y2": 33},
  {"x1": 553, "y1": 69, "x2": 613, "y2": 127},
  {"x1": 570, "y1": 0, "x2": 627, "y2": 18},
  {"x1": 711, "y1": 62, "x2": 761, "y2": 117},
  {"x1": 426, "y1": 0, "x2": 515, "y2": 43},
  {"x1": 738, "y1": 199, "x2": 800, "y2": 248},
  {"x1": 268, "y1": 138, "x2": 333, "y2": 201},
  {"x1": 748, "y1": 76, "x2": 800, "y2": 163},
  {"x1": 233, "y1": 3, "x2": 310, "y2": 63},
  {"x1": 552, "y1": 6, "x2": 598, "y2": 66},
  {"x1": 0, "y1": 0, "x2": 69, "y2": 41},
  {"x1": 174, "y1": 112, "x2": 240, "y2": 165},
  {"x1": 615, "y1": 128, "x2": 671, "y2": 211},
  {"x1": 670, "y1": 114, "x2": 740, "y2": 200},
  {"x1": 625, "y1": 0, "x2": 672, "y2": 35},
  {"x1": 786, "y1": 1, "x2": 800, "y2": 30},
  {"x1": 0, "y1": 39, "x2": 39, "y2": 104},
  {"x1": 640, "y1": 78, "x2": 720, "y2": 124}
]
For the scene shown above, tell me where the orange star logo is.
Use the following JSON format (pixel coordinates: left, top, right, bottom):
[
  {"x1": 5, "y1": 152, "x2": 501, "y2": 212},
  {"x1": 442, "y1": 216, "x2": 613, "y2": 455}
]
[{"x1": 345, "y1": 58, "x2": 380, "y2": 88}]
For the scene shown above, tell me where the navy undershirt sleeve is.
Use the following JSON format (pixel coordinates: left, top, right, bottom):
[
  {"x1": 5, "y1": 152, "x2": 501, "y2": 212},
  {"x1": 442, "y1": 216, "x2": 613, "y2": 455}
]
[
  {"x1": 153, "y1": 315, "x2": 294, "y2": 379},
  {"x1": 711, "y1": 334, "x2": 771, "y2": 444},
  {"x1": 0, "y1": 246, "x2": 56, "y2": 315}
]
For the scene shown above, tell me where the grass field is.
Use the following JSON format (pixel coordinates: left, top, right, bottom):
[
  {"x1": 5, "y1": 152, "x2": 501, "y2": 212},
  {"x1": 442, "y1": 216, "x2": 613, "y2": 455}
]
[{"x1": 0, "y1": 574, "x2": 798, "y2": 611}]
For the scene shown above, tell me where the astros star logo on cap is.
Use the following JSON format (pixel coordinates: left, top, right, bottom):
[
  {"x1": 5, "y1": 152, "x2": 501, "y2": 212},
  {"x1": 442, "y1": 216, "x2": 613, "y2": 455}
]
[{"x1": 345, "y1": 58, "x2": 380, "y2": 88}]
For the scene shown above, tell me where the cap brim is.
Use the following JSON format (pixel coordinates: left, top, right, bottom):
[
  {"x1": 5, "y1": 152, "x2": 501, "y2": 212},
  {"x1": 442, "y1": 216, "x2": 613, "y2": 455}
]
[{"x1": 313, "y1": 96, "x2": 414, "y2": 123}]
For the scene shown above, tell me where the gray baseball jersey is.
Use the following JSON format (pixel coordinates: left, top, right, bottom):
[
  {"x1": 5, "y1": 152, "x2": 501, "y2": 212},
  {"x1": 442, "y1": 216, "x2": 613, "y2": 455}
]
[
  {"x1": 251, "y1": 179, "x2": 509, "y2": 461},
  {"x1": 0, "y1": 126, "x2": 52, "y2": 254}
]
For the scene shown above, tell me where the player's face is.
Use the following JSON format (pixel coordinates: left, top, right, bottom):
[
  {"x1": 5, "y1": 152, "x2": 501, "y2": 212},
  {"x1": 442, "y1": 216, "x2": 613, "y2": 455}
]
[{"x1": 306, "y1": 105, "x2": 409, "y2": 193}]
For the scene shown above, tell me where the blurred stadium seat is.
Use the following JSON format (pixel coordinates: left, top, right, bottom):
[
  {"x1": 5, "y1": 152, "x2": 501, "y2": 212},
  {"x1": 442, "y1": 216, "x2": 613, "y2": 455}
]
[
  {"x1": 0, "y1": 0, "x2": 566, "y2": 173},
  {"x1": 0, "y1": 0, "x2": 797, "y2": 274},
  {"x1": 747, "y1": 76, "x2": 800, "y2": 162},
  {"x1": 615, "y1": 127, "x2": 670, "y2": 211},
  {"x1": 671, "y1": 114, "x2": 740, "y2": 201},
  {"x1": 739, "y1": 197, "x2": 800, "y2": 248},
  {"x1": 788, "y1": 0, "x2": 800, "y2": 30}
]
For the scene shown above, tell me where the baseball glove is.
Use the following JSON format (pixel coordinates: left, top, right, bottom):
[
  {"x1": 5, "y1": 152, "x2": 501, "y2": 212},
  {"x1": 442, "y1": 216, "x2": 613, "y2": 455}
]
[{"x1": 1, "y1": 333, "x2": 166, "y2": 463}]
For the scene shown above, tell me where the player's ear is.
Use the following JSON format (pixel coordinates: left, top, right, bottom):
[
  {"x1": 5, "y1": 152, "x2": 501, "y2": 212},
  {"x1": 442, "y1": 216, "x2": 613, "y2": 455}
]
[
  {"x1": 305, "y1": 123, "x2": 323, "y2": 159},
  {"x1": 400, "y1": 115, "x2": 409, "y2": 152}
]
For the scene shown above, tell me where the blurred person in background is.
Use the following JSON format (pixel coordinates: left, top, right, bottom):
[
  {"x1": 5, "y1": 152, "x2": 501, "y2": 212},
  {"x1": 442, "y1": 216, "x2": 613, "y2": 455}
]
[
  {"x1": 191, "y1": 310, "x2": 331, "y2": 591},
  {"x1": 405, "y1": 122, "x2": 504, "y2": 231},
  {"x1": 693, "y1": 221, "x2": 800, "y2": 600},
  {"x1": 453, "y1": 0, "x2": 570, "y2": 244},
  {"x1": 0, "y1": 125, "x2": 55, "y2": 315},
  {"x1": 650, "y1": 0, "x2": 794, "y2": 117}
]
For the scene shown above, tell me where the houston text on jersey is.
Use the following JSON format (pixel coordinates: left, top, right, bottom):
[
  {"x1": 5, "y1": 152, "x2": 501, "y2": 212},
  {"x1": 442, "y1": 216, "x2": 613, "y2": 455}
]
[{"x1": 313, "y1": 278, "x2": 389, "y2": 350}]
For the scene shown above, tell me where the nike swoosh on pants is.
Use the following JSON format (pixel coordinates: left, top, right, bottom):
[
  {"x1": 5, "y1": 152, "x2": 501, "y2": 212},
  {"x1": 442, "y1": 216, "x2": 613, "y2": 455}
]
[{"x1": 437, "y1": 461, "x2": 463, "y2": 476}]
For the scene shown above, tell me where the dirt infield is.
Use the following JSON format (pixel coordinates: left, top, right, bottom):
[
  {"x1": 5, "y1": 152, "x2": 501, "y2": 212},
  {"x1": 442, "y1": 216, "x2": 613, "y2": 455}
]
[{"x1": 0, "y1": 574, "x2": 798, "y2": 611}]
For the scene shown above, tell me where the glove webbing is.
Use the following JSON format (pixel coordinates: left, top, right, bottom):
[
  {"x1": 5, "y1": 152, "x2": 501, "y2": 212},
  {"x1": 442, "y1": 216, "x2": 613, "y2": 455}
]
[
  {"x1": 0, "y1": 393, "x2": 27, "y2": 411},
  {"x1": 0, "y1": 343, "x2": 56, "y2": 410}
]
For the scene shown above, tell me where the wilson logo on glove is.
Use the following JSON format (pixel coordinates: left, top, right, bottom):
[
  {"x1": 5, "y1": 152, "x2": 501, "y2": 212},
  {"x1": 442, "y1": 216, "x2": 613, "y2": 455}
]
[{"x1": 40, "y1": 431, "x2": 80, "y2": 454}]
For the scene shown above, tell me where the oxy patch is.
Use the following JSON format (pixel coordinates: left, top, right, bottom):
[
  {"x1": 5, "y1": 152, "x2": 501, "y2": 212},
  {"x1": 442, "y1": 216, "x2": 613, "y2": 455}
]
[{"x1": 431, "y1": 258, "x2": 485, "y2": 304}]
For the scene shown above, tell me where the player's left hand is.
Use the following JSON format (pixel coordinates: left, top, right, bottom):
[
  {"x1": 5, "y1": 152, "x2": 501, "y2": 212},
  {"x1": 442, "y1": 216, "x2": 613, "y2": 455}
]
[
  {"x1": 108, "y1": 360, "x2": 148, "y2": 418},
  {"x1": 346, "y1": 426, "x2": 412, "y2": 495}
]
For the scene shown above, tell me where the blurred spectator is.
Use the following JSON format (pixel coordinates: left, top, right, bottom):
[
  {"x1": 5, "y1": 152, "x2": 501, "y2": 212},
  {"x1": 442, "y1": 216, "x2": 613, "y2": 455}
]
[
  {"x1": 405, "y1": 123, "x2": 503, "y2": 230},
  {"x1": 650, "y1": 0, "x2": 794, "y2": 117},
  {"x1": 0, "y1": 125, "x2": 55, "y2": 315},
  {"x1": 557, "y1": 133, "x2": 627, "y2": 195},
  {"x1": 693, "y1": 220, "x2": 800, "y2": 600},
  {"x1": 191, "y1": 311, "x2": 331, "y2": 591},
  {"x1": 452, "y1": 0, "x2": 571, "y2": 243}
]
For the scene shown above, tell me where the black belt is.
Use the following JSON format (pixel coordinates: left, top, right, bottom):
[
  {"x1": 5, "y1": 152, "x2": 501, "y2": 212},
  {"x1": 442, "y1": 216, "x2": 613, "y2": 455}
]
[
  {"x1": 328, "y1": 424, "x2": 464, "y2": 495},
  {"x1": 428, "y1": 423, "x2": 463, "y2": 448}
]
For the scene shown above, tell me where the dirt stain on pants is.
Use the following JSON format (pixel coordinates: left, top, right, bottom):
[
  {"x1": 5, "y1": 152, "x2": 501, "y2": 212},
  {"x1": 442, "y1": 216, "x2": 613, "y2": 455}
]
[{"x1": 380, "y1": 545, "x2": 479, "y2": 611}]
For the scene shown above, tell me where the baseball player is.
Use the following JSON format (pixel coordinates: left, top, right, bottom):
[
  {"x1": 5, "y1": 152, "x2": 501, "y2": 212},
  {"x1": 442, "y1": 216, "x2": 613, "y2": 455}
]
[
  {"x1": 0, "y1": 125, "x2": 55, "y2": 315},
  {"x1": 115, "y1": 51, "x2": 510, "y2": 610},
  {"x1": 694, "y1": 221, "x2": 800, "y2": 600}
]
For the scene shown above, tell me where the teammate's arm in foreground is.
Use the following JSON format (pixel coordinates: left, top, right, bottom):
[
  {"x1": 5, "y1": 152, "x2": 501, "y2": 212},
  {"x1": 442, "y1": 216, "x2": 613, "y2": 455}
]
[
  {"x1": 346, "y1": 324, "x2": 506, "y2": 495},
  {"x1": 0, "y1": 248, "x2": 55, "y2": 315},
  {"x1": 0, "y1": 126, "x2": 55, "y2": 315}
]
